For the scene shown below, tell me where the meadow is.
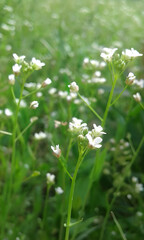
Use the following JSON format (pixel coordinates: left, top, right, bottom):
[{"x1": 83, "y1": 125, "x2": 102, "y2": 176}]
[{"x1": 0, "y1": 0, "x2": 144, "y2": 239}]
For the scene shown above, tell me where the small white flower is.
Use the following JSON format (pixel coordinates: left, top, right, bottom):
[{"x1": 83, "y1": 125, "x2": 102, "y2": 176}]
[
  {"x1": 48, "y1": 88, "x2": 57, "y2": 95},
  {"x1": 69, "y1": 117, "x2": 88, "y2": 135},
  {"x1": 34, "y1": 131, "x2": 47, "y2": 140},
  {"x1": 68, "y1": 82, "x2": 79, "y2": 93},
  {"x1": 36, "y1": 92, "x2": 43, "y2": 98},
  {"x1": 125, "y1": 72, "x2": 136, "y2": 85},
  {"x1": 13, "y1": 53, "x2": 25, "y2": 63},
  {"x1": 55, "y1": 187, "x2": 64, "y2": 194},
  {"x1": 30, "y1": 116, "x2": 38, "y2": 123},
  {"x1": 46, "y1": 173, "x2": 55, "y2": 185},
  {"x1": 86, "y1": 133, "x2": 102, "y2": 149},
  {"x1": 51, "y1": 144, "x2": 61, "y2": 158},
  {"x1": 91, "y1": 124, "x2": 106, "y2": 137},
  {"x1": 122, "y1": 48, "x2": 143, "y2": 60},
  {"x1": 12, "y1": 64, "x2": 22, "y2": 74},
  {"x1": 15, "y1": 99, "x2": 27, "y2": 108},
  {"x1": 30, "y1": 57, "x2": 45, "y2": 70},
  {"x1": 135, "y1": 183, "x2": 143, "y2": 193},
  {"x1": 30, "y1": 101, "x2": 39, "y2": 109},
  {"x1": 8, "y1": 74, "x2": 15, "y2": 85},
  {"x1": 133, "y1": 92, "x2": 141, "y2": 102},
  {"x1": 4, "y1": 108, "x2": 13, "y2": 116},
  {"x1": 100, "y1": 48, "x2": 118, "y2": 62},
  {"x1": 41, "y1": 78, "x2": 52, "y2": 88}
]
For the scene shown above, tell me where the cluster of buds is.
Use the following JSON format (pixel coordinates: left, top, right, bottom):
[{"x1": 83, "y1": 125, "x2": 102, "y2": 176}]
[
  {"x1": 100, "y1": 47, "x2": 143, "y2": 70},
  {"x1": 8, "y1": 53, "x2": 46, "y2": 85}
]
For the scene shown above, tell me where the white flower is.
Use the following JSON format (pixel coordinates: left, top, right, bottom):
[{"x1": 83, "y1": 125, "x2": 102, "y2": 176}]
[
  {"x1": 41, "y1": 78, "x2": 52, "y2": 88},
  {"x1": 100, "y1": 48, "x2": 118, "y2": 62},
  {"x1": 68, "y1": 82, "x2": 79, "y2": 93},
  {"x1": 133, "y1": 92, "x2": 141, "y2": 102},
  {"x1": 69, "y1": 117, "x2": 88, "y2": 135},
  {"x1": 12, "y1": 64, "x2": 22, "y2": 74},
  {"x1": 30, "y1": 116, "x2": 38, "y2": 123},
  {"x1": 13, "y1": 53, "x2": 25, "y2": 63},
  {"x1": 4, "y1": 108, "x2": 13, "y2": 116},
  {"x1": 55, "y1": 187, "x2": 64, "y2": 194},
  {"x1": 30, "y1": 101, "x2": 39, "y2": 109},
  {"x1": 51, "y1": 144, "x2": 61, "y2": 158},
  {"x1": 122, "y1": 48, "x2": 143, "y2": 60},
  {"x1": 125, "y1": 72, "x2": 136, "y2": 85},
  {"x1": 48, "y1": 88, "x2": 57, "y2": 95},
  {"x1": 135, "y1": 183, "x2": 143, "y2": 193},
  {"x1": 46, "y1": 173, "x2": 55, "y2": 185},
  {"x1": 8, "y1": 74, "x2": 15, "y2": 85},
  {"x1": 34, "y1": 131, "x2": 47, "y2": 140},
  {"x1": 58, "y1": 91, "x2": 68, "y2": 98},
  {"x1": 30, "y1": 57, "x2": 45, "y2": 70},
  {"x1": 91, "y1": 124, "x2": 106, "y2": 137},
  {"x1": 15, "y1": 99, "x2": 27, "y2": 108},
  {"x1": 86, "y1": 133, "x2": 102, "y2": 149}
]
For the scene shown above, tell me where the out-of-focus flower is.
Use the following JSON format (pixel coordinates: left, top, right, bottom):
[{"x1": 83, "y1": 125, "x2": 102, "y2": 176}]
[
  {"x1": 30, "y1": 101, "x2": 39, "y2": 109},
  {"x1": 100, "y1": 48, "x2": 118, "y2": 62},
  {"x1": 122, "y1": 48, "x2": 143, "y2": 60},
  {"x1": 133, "y1": 92, "x2": 141, "y2": 102},
  {"x1": 51, "y1": 144, "x2": 61, "y2": 158},
  {"x1": 55, "y1": 187, "x2": 64, "y2": 194},
  {"x1": 12, "y1": 64, "x2": 22, "y2": 74},
  {"x1": 8, "y1": 74, "x2": 15, "y2": 85},
  {"x1": 41, "y1": 78, "x2": 52, "y2": 88},
  {"x1": 34, "y1": 131, "x2": 47, "y2": 140},
  {"x1": 13, "y1": 53, "x2": 25, "y2": 64},
  {"x1": 4, "y1": 108, "x2": 13, "y2": 116},
  {"x1": 125, "y1": 72, "x2": 136, "y2": 85},
  {"x1": 68, "y1": 82, "x2": 79, "y2": 93},
  {"x1": 30, "y1": 57, "x2": 45, "y2": 70},
  {"x1": 69, "y1": 117, "x2": 88, "y2": 135},
  {"x1": 46, "y1": 173, "x2": 55, "y2": 185}
]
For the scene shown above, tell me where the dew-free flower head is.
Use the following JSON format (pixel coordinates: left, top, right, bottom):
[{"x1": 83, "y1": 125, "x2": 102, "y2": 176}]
[
  {"x1": 30, "y1": 101, "x2": 39, "y2": 109},
  {"x1": 41, "y1": 78, "x2": 52, "y2": 88},
  {"x1": 68, "y1": 82, "x2": 79, "y2": 93},
  {"x1": 100, "y1": 48, "x2": 118, "y2": 62},
  {"x1": 122, "y1": 48, "x2": 143, "y2": 61},
  {"x1": 46, "y1": 173, "x2": 55, "y2": 185},
  {"x1": 125, "y1": 72, "x2": 136, "y2": 85},
  {"x1": 13, "y1": 53, "x2": 25, "y2": 64},
  {"x1": 8, "y1": 74, "x2": 15, "y2": 85},
  {"x1": 69, "y1": 117, "x2": 88, "y2": 135},
  {"x1": 12, "y1": 64, "x2": 22, "y2": 74},
  {"x1": 30, "y1": 57, "x2": 45, "y2": 70},
  {"x1": 91, "y1": 124, "x2": 106, "y2": 137},
  {"x1": 133, "y1": 92, "x2": 141, "y2": 102},
  {"x1": 51, "y1": 144, "x2": 61, "y2": 158},
  {"x1": 86, "y1": 133, "x2": 102, "y2": 149},
  {"x1": 55, "y1": 187, "x2": 64, "y2": 194},
  {"x1": 34, "y1": 131, "x2": 47, "y2": 140}
]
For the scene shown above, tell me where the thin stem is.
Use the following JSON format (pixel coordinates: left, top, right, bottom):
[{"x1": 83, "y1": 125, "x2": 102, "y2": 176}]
[
  {"x1": 111, "y1": 85, "x2": 128, "y2": 107},
  {"x1": 64, "y1": 153, "x2": 83, "y2": 240},
  {"x1": 59, "y1": 138, "x2": 73, "y2": 240},
  {"x1": 1, "y1": 77, "x2": 27, "y2": 238},
  {"x1": 139, "y1": 102, "x2": 144, "y2": 110},
  {"x1": 0, "y1": 130, "x2": 12, "y2": 135},
  {"x1": 78, "y1": 93, "x2": 103, "y2": 122},
  {"x1": 22, "y1": 87, "x2": 41, "y2": 99},
  {"x1": 111, "y1": 211, "x2": 127, "y2": 240},
  {"x1": 15, "y1": 120, "x2": 35, "y2": 142}
]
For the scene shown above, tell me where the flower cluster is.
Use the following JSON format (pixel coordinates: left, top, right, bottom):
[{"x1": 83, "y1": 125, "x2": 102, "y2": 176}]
[
  {"x1": 100, "y1": 48, "x2": 118, "y2": 62},
  {"x1": 69, "y1": 117, "x2": 106, "y2": 150}
]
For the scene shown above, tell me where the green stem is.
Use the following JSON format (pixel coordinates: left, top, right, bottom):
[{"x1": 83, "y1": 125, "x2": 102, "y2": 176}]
[
  {"x1": 78, "y1": 93, "x2": 103, "y2": 122},
  {"x1": 110, "y1": 85, "x2": 128, "y2": 107},
  {"x1": 111, "y1": 211, "x2": 127, "y2": 240},
  {"x1": 1, "y1": 77, "x2": 27, "y2": 238},
  {"x1": 139, "y1": 102, "x2": 144, "y2": 110},
  {"x1": 59, "y1": 138, "x2": 73, "y2": 240},
  {"x1": 64, "y1": 153, "x2": 83, "y2": 240}
]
